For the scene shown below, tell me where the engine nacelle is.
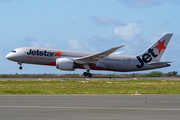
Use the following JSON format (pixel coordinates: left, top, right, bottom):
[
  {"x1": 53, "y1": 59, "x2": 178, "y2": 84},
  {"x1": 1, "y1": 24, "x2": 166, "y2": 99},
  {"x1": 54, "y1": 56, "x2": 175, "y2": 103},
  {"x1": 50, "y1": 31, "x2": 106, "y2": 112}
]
[{"x1": 56, "y1": 58, "x2": 75, "y2": 71}]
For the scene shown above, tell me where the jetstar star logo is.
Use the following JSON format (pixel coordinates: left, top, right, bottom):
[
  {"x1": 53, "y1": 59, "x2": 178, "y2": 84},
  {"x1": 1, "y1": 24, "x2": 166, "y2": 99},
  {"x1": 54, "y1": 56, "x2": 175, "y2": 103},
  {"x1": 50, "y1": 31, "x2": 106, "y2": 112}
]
[
  {"x1": 54, "y1": 51, "x2": 63, "y2": 58},
  {"x1": 154, "y1": 39, "x2": 166, "y2": 54}
]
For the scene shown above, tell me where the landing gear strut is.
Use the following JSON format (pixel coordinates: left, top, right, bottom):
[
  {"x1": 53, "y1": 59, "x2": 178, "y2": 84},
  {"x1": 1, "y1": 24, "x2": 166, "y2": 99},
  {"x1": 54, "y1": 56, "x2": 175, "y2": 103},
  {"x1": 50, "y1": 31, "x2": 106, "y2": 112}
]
[
  {"x1": 18, "y1": 62, "x2": 23, "y2": 70},
  {"x1": 83, "y1": 64, "x2": 92, "y2": 77}
]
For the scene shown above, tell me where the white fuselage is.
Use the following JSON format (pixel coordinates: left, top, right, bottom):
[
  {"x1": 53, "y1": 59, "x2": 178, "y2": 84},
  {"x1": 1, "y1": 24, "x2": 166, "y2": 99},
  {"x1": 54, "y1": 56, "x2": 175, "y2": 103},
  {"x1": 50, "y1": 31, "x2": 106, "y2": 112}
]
[{"x1": 6, "y1": 47, "x2": 169, "y2": 72}]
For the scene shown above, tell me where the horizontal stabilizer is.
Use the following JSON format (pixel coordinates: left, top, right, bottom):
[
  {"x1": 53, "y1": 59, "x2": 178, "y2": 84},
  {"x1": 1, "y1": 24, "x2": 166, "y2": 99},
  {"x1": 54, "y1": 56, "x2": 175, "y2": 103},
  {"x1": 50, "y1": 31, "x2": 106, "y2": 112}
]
[{"x1": 148, "y1": 61, "x2": 172, "y2": 65}]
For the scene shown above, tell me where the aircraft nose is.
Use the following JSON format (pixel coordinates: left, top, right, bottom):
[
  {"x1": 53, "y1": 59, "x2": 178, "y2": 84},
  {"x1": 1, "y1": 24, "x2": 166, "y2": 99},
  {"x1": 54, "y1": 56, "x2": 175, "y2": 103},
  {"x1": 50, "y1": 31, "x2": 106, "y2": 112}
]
[
  {"x1": 6, "y1": 52, "x2": 17, "y2": 60},
  {"x1": 6, "y1": 53, "x2": 12, "y2": 60}
]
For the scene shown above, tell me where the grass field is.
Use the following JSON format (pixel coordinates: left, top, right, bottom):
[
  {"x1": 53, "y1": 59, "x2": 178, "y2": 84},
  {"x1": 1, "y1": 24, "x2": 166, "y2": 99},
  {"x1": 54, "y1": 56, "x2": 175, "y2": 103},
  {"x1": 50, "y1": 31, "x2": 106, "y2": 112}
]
[
  {"x1": 0, "y1": 71, "x2": 178, "y2": 78},
  {"x1": 0, "y1": 79, "x2": 180, "y2": 94}
]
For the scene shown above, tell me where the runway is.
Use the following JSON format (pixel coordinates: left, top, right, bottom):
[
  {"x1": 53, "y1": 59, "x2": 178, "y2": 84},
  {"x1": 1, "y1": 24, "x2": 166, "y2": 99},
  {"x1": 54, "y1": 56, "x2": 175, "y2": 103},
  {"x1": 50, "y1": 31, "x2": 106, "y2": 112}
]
[
  {"x1": 1, "y1": 77, "x2": 180, "y2": 80},
  {"x1": 0, "y1": 94, "x2": 180, "y2": 120}
]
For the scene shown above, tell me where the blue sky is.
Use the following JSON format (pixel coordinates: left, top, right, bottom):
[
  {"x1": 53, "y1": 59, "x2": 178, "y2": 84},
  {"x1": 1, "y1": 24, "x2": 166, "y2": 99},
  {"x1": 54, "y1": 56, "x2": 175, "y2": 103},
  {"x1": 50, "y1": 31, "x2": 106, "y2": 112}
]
[{"x1": 1, "y1": 0, "x2": 180, "y2": 74}]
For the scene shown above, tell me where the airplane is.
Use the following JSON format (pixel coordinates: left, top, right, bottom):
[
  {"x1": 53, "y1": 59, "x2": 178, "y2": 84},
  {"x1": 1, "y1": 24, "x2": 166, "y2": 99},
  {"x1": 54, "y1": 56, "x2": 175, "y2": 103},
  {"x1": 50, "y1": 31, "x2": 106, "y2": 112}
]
[{"x1": 6, "y1": 33, "x2": 173, "y2": 77}]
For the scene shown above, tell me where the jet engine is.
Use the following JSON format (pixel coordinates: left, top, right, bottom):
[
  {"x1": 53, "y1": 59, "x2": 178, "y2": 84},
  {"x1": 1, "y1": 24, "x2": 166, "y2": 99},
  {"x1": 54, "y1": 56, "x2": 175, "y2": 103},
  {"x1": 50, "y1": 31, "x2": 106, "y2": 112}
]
[{"x1": 56, "y1": 58, "x2": 75, "y2": 71}]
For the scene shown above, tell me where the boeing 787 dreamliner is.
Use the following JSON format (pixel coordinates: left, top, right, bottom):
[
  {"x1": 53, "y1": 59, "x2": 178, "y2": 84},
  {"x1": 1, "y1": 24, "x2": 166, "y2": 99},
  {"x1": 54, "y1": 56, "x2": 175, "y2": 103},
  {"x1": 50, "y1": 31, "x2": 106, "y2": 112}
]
[{"x1": 6, "y1": 33, "x2": 173, "y2": 77}]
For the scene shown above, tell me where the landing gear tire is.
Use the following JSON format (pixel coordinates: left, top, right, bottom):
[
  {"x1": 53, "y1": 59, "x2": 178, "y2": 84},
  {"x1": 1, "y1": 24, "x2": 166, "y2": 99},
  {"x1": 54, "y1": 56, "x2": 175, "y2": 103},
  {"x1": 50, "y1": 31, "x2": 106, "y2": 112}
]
[
  {"x1": 88, "y1": 73, "x2": 92, "y2": 77},
  {"x1": 83, "y1": 72, "x2": 92, "y2": 77},
  {"x1": 19, "y1": 66, "x2": 23, "y2": 70},
  {"x1": 83, "y1": 72, "x2": 88, "y2": 76}
]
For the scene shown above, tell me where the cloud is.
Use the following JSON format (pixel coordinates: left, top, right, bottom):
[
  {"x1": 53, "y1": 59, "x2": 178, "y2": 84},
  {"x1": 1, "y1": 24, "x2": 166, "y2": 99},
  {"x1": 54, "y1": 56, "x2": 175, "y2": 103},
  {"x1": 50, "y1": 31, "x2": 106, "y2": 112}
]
[
  {"x1": 114, "y1": 22, "x2": 142, "y2": 41},
  {"x1": 86, "y1": 35, "x2": 144, "y2": 56},
  {"x1": 21, "y1": 37, "x2": 54, "y2": 48},
  {"x1": 67, "y1": 39, "x2": 81, "y2": 50},
  {"x1": 148, "y1": 33, "x2": 162, "y2": 43},
  {"x1": 118, "y1": 0, "x2": 164, "y2": 8},
  {"x1": 87, "y1": 36, "x2": 123, "y2": 51},
  {"x1": 148, "y1": 32, "x2": 173, "y2": 43},
  {"x1": 91, "y1": 16, "x2": 125, "y2": 26},
  {"x1": 86, "y1": 21, "x2": 144, "y2": 54}
]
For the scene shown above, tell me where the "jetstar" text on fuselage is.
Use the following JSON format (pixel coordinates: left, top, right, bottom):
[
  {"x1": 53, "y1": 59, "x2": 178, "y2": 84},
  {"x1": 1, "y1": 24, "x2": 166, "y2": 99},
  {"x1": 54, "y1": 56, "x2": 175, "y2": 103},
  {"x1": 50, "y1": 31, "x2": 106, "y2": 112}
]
[{"x1": 27, "y1": 49, "x2": 55, "y2": 57}]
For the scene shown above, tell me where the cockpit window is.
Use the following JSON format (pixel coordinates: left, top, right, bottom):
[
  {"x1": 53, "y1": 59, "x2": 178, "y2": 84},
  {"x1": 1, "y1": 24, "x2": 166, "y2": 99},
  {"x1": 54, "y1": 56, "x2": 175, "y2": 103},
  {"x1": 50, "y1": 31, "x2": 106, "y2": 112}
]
[{"x1": 11, "y1": 50, "x2": 16, "y2": 53}]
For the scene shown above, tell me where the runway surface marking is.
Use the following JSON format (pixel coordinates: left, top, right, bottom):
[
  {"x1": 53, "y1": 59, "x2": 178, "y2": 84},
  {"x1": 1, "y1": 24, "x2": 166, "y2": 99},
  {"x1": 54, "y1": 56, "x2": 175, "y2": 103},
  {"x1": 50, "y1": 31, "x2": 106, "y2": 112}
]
[{"x1": 0, "y1": 106, "x2": 180, "y2": 111}]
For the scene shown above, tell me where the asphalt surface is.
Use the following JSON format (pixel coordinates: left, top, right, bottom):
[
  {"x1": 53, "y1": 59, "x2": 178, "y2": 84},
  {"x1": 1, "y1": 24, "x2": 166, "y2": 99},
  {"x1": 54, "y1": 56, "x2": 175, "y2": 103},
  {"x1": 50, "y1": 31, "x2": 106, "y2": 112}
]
[
  {"x1": 0, "y1": 77, "x2": 180, "y2": 80},
  {"x1": 0, "y1": 94, "x2": 180, "y2": 120}
]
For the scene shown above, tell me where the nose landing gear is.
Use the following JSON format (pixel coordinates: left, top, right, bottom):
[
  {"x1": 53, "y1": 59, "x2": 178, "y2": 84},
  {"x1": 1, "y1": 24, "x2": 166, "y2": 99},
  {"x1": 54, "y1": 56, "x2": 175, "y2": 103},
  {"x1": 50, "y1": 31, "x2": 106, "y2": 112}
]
[{"x1": 18, "y1": 62, "x2": 23, "y2": 70}]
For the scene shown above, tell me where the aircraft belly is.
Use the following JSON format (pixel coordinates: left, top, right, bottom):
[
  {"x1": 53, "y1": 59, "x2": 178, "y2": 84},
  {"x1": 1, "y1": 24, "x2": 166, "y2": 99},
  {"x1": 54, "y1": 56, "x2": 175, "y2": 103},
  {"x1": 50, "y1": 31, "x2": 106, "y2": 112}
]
[
  {"x1": 102, "y1": 61, "x2": 168, "y2": 72},
  {"x1": 102, "y1": 61, "x2": 133, "y2": 71}
]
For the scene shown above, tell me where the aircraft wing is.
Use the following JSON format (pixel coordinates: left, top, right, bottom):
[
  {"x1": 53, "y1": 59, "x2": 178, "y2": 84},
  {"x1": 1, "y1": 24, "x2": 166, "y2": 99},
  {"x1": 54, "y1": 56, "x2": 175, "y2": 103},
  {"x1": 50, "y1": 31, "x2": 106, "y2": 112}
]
[
  {"x1": 113, "y1": 50, "x2": 124, "y2": 54},
  {"x1": 74, "y1": 45, "x2": 125, "y2": 64}
]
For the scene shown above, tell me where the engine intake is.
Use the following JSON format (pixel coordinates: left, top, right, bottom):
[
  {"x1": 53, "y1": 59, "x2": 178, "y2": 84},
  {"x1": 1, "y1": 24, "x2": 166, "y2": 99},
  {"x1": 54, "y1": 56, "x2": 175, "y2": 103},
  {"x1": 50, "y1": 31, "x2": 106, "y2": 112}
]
[{"x1": 56, "y1": 58, "x2": 75, "y2": 71}]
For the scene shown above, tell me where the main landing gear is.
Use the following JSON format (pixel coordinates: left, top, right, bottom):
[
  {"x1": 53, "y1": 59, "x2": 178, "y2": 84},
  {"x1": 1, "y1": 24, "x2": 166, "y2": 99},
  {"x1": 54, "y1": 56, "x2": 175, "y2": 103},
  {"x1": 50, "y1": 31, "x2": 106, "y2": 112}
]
[
  {"x1": 83, "y1": 64, "x2": 92, "y2": 77},
  {"x1": 18, "y1": 62, "x2": 23, "y2": 70},
  {"x1": 83, "y1": 71, "x2": 92, "y2": 77}
]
